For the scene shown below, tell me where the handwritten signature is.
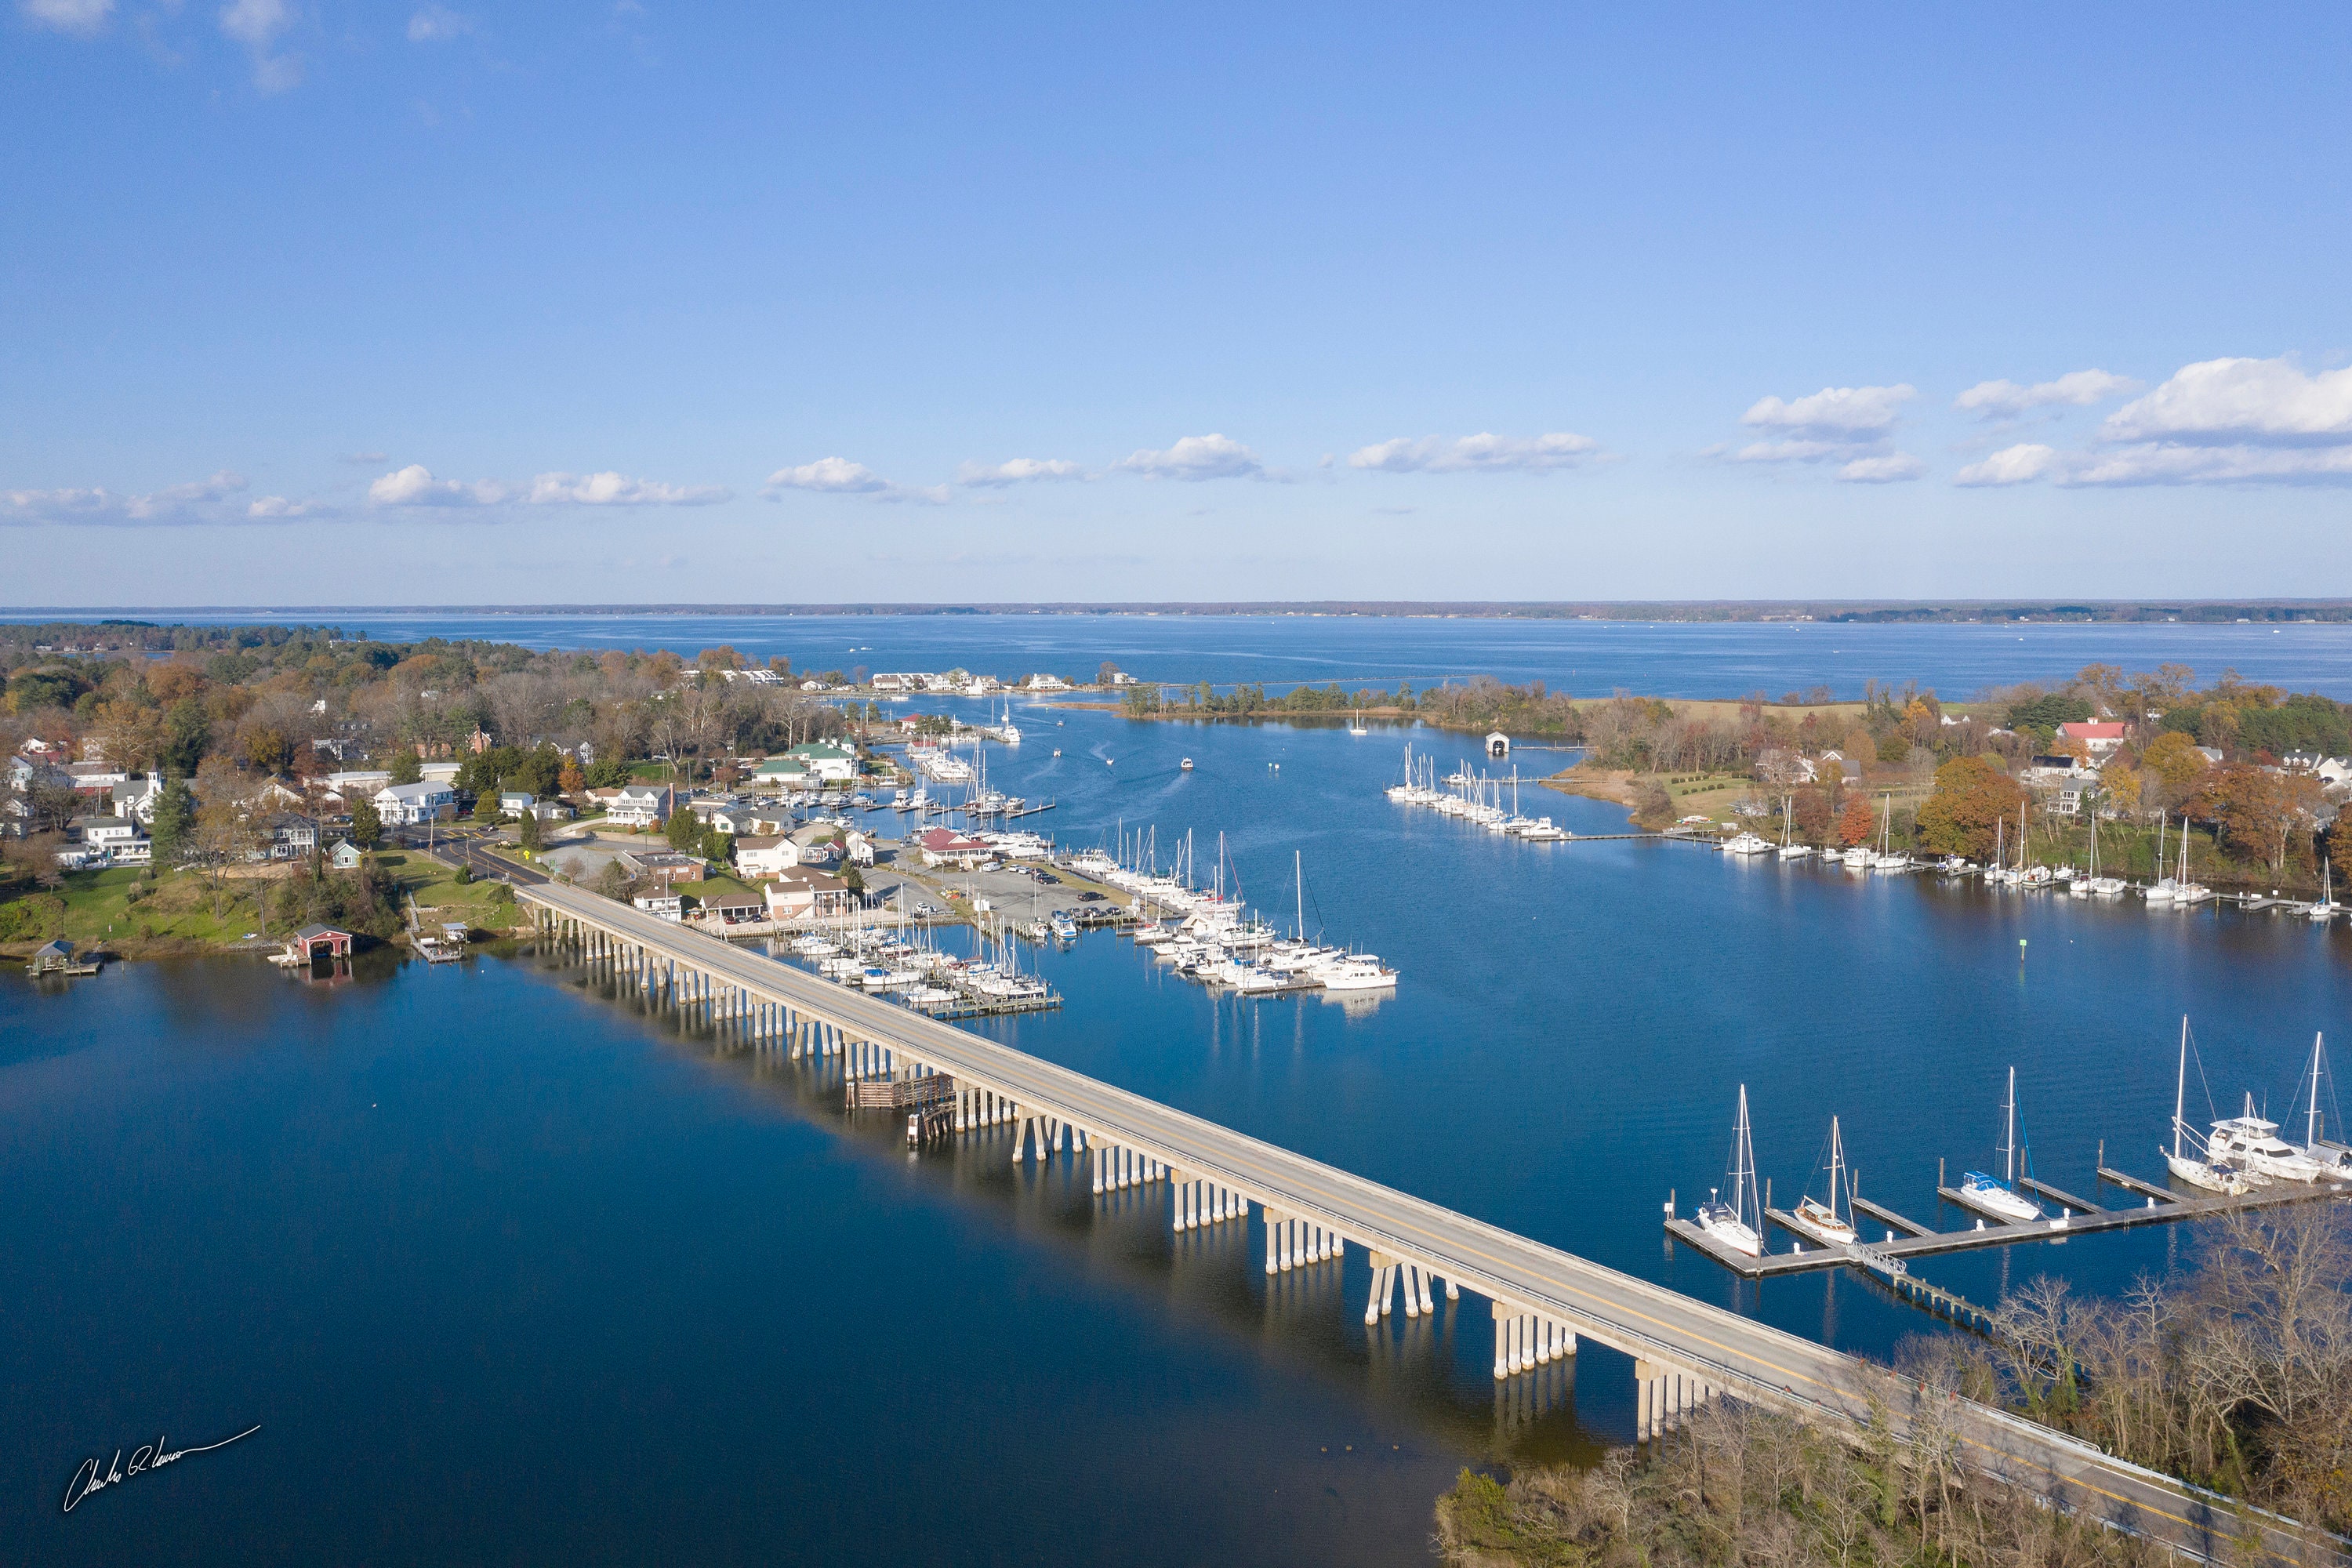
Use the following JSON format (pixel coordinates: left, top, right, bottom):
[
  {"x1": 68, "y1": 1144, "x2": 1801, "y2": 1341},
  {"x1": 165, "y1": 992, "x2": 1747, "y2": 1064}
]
[{"x1": 62, "y1": 1424, "x2": 260, "y2": 1513}]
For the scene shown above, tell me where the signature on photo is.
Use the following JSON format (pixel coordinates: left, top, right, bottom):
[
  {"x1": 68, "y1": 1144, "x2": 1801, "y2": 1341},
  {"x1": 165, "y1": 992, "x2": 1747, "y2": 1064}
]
[{"x1": 62, "y1": 1424, "x2": 261, "y2": 1513}]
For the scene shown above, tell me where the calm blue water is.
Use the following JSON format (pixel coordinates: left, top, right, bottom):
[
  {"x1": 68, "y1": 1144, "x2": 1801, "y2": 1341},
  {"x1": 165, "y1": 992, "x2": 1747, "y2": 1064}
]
[
  {"x1": 9, "y1": 644, "x2": 2352, "y2": 1563},
  {"x1": 12, "y1": 610, "x2": 2352, "y2": 698}
]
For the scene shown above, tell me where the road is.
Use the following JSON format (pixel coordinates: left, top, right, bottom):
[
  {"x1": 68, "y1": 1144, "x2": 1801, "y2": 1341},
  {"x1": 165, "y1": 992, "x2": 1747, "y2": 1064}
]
[{"x1": 495, "y1": 869, "x2": 2329, "y2": 1564}]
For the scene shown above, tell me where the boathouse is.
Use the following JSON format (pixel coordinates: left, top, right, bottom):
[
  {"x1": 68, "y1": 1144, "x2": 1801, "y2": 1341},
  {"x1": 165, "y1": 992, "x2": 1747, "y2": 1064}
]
[{"x1": 289, "y1": 924, "x2": 354, "y2": 960}]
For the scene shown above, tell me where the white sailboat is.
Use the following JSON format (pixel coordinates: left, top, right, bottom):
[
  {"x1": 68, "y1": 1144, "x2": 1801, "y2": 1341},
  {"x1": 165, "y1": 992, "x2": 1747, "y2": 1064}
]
[
  {"x1": 1694, "y1": 1086, "x2": 1764, "y2": 1257},
  {"x1": 1776, "y1": 794, "x2": 1811, "y2": 859},
  {"x1": 1349, "y1": 708, "x2": 1368, "y2": 736},
  {"x1": 2290, "y1": 1033, "x2": 2352, "y2": 1177},
  {"x1": 1954, "y1": 1066, "x2": 2045, "y2": 1222},
  {"x1": 2164, "y1": 1018, "x2": 2255, "y2": 1194},
  {"x1": 2307, "y1": 858, "x2": 2339, "y2": 922},
  {"x1": 1871, "y1": 793, "x2": 1912, "y2": 873},
  {"x1": 1785, "y1": 1115, "x2": 1859, "y2": 1247}
]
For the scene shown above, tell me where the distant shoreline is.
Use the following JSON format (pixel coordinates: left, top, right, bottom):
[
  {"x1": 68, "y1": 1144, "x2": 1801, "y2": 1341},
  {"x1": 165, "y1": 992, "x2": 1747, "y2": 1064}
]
[{"x1": 9, "y1": 601, "x2": 2352, "y2": 624}]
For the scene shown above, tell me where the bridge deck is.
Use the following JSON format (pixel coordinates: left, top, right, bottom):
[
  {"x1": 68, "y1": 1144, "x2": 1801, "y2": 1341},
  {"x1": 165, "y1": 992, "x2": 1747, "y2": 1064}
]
[{"x1": 512, "y1": 876, "x2": 2328, "y2": 1566}]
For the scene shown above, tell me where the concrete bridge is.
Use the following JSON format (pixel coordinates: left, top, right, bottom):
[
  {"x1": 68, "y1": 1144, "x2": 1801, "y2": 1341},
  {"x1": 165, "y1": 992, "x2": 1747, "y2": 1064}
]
[{"x1": 513, "y1": 877, "x2": 2334, "y2": 1566}]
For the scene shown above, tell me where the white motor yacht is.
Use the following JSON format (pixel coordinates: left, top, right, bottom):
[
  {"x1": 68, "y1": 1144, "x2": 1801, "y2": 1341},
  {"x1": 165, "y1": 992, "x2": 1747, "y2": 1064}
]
[
  {"x1": 2208, "y1": 1096, "x2": 2336, "y2": 1184},
  {"x1": 1316, "y1": 953, "x2": 1398, "y2": 991},
  {"x1": 1723, "y1": 831, "x2": 1773, "y2": 857}
]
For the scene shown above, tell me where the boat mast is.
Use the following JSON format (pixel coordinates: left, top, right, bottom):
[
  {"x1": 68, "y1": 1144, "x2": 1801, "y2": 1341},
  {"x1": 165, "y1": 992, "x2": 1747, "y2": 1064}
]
[
  {"x1": 2004, "y1": 1065, "x2": 2018, "y2": 1185},
  {"x1": 2310, "y1": 1032, "x2": 2325, "y2": 1151},
  {"x1": 1732, "y1": 1085, "x2": 1758, "y2": 1229},
  {"x1": 2174, "y1": 1017, "x2": 2188, "y2": 1161},
  {"x1": 1828, "y1": 1115, "x2": 1847, "y2": 1223}
]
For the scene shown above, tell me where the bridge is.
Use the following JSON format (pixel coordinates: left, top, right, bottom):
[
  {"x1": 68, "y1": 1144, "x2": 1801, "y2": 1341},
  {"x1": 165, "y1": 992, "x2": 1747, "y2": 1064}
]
[{"x1": 507, "y1": 873, "x2": 2332, "y2": 1565}]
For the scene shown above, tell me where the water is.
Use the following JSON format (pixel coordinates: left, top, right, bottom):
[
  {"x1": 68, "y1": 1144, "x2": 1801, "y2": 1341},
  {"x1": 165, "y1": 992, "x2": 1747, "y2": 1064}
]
[
  {"x1": 9, "y1": 663, "x2": 2352, "y2": 1563},
  {"x1": 13, "y1": 609, "x2": 2352, "y2": 698}
]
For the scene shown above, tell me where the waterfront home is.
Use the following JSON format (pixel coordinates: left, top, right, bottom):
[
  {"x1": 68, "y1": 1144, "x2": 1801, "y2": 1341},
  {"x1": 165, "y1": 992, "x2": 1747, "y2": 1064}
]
[
  {"x1": 871, "y1": 673, "x2": 916, "y2": 693},
  {"x1": 731, "y1": 834, "x2": 801, "y2": 880},
  {"x1": 265, "y1": 812, "x2": 319, "y2": 859},
  {"x1": 328, "y1": 840, "x2": 366, "y2": 869},
  {"x1": 498, "y1": 790, "x2": 538, "y2": 818},
  {"x1": 918, "y1": 827, "x2": 993, "y2": 869},
  {"x1": 632, "y1": 893, "x2": 684, "y2": 921},
  {"x1": 842, "y1": 829, "x2": 875, "y2": 867},
  {"x1": 618, "y1": 848, "x2": 706, "y2": 883},
  {"x1": 750, "y1": 756, "x2": 812, "y2": 793},
  {"x1": 783, "y1": 742, "x2": 858, "y2": 783},
  {"x1": 764, "y1": 868, "x2": 852, "y2": 921},
  {"x1": 694, "y1": 891, "x2": 767, "y2": 927},
  {"x1": 75, "y1": 815, "x2": 150, "y2": 863},
  {"x1": 687, "y1": 801, "x2": 757, "y2": 835},
  {"x1": 375, "y1": 781, "x2": 457, "y2": 826},
  {"x1": 1024, "y1": 673, "x2": 1071, "y2": 691}
]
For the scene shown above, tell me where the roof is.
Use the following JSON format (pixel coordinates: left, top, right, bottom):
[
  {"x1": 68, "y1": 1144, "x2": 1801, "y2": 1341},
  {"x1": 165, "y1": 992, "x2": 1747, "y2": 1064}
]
[
  {"x1": 699, "y1": 891, "x2": 765, "y2": 910},
  {"x1": 919, "y1": 827, "x2": 989, "y2": 851},
  {"x1": 751, "y1": 756, "x2": 811, "y2": 774},
  {"x1": 734, "y1": 834, "x2": 788, "y2": 850},
  {"x1": 2058, "y1": 722, "x2": 2129, "y2": 740},
  {"x1": 769, "y1": 867, "x2": 848, "y2": 892},
  {"x1": 378, "y1": 782, "x2": 448, "y2": 801},
  {"x1": 295, "y1": 924, "x2": 352, "y2": 940},
  {"x1": 786, "y1": 742, "x2": 855, "y2": 760}
]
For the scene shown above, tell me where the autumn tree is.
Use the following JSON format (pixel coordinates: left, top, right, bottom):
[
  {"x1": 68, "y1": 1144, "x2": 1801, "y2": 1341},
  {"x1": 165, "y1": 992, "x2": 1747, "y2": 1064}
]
[
  {"x1": 1915, "y1": 757, "x2": 2028, "y2": 859},
  {"x1": 1837, "y1": 791, "x2": 1875, "y2": 848},
  {"x1": 238, "y1": 726, "x2": 294, "y2": 775},
  {"x1": 2140, "y1": 731, "x2": 2209, "y2": 799},
  {"x1": 2191, "y1": 763, "x2": 2325, "y2": 873}
]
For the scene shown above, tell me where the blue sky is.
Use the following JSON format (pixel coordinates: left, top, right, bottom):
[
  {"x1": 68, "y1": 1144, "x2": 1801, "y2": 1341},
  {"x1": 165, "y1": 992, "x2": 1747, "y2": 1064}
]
[{"x1": 5, "y1": 4, "x2": 2349, "y2": 605}]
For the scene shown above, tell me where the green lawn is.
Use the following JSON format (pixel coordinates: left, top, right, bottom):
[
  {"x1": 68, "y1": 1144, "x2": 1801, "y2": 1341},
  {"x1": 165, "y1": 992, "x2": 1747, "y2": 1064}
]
[{"x1": 372, "y1": 851, "x2": 524, "y2": 927}]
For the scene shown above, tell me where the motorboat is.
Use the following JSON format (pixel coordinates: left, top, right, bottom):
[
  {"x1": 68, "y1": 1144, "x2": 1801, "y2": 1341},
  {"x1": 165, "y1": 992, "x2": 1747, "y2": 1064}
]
[
  {"x1": 1049, "y1": 913, "x2": 1078, "y2": 942},
  {"x1": 1723, "y1": 831, "x2": 1773, "y2": 857},
  {"x1": 1694, "y1": 1086, "x2": 1764, "y2": 1257},
  {"x1": 1315, "y1": 953, "x2": 1398, "y2": 991},
  {"x1": 1180, "y1": 758, "x2": 1194, "y2": 771},
  {"x1": 1784, "y1": 1115, "x2": 1859, "y2": 1247},
  {"x1": 2208, "y1": 1095, "x2": 2336, "y2": 1184},
  {"x1": 1951, "y1": 1065, "x2": 2045, "y2": 1224}
]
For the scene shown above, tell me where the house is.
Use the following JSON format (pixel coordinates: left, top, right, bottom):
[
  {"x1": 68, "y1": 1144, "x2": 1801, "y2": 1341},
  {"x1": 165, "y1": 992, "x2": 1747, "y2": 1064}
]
[
  {"x1": 871, "y1": 673, "x2": 915, "y2": 692},
  {"x1": 254, "y1": 778, "x2": 307, "y2": 811},
  {"x1": 917, "y1": 827, "x2": 993, "y2": 869},
  {"x1": 499, "y1": 790, "x2": 538, "y2": 818},
  {"x1": 375, "y1": 781, "x2": 457, "y2": 825},
  {"x1": 328, "y1": 839, "x2": 367, "y2": 869},
  {"x1": 1024, "y1": 673, "x2": 1071, "y2": 691},
  {"x1": 764, "y1": 867, "x2": 852, "y2": 922},
  {"x1": 2056, "y1": 721, "x2": 2131, "y2": 757},
  {"x1": 289, "y1": 924, "x2": 354, "y2": 960},
  {"x1": 841, "y1": 829, "x2": 875, "y2": 867},
  {"x1": 2282, "y1": 753, "x2": 2352, "y2": 787},
  {"x1": 687, "y1": 800, "x2": 757, "y2": 835},
  {"x1": 749, "y1": 756, "x2": 812, "y2": 793},
  {"x1": 633, "y1": 893, "x2": 684, "y2": 921},
  {"x1": 693, "y1": 891, "x2": 768, "y2": 927},
  {"x1": 731, "y1": 834, "x2": 801, "y2": 880},
  {"x1": 420, "y1": 760, "x2": 463, "y2": 785},
  {"x1": 75, "y1": 815, "x2": 150, "y2": 863},
  {"x1": 618, "y1": 848, "x2": 706, "y2": 883},
  {"x1": 524, "y1": 800, "x2": 573, "y2": 824},
  {"x1": 783, "y1": 742, "x2": 858, "y2": 783},
  {"x1": 607, "y1": 782, "x2": 673, "y2": 827},
  {"x1": 325, "y1": 769, "x2": 392, "y2": 795},
  {"x1": 265, "y1": 812, "x2": 319, "y2": 859}
]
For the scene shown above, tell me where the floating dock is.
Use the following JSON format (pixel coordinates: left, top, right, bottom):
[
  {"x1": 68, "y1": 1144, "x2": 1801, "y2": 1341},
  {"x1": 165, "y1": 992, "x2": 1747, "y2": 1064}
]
[{"x1": 1671, "y1": 1165, "x2": 2348, "y2": 1284}]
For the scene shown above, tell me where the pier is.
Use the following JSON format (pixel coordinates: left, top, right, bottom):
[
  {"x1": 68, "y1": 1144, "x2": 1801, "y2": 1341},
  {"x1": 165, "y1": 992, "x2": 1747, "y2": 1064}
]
[{"x1": 504, "y1": 868, "x2": 2313, "y2": 1564}]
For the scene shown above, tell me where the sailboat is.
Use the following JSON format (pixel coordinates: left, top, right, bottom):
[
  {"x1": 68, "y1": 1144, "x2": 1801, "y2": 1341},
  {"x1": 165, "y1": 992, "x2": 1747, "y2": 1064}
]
[
  {"x1": 2164, "y1": 1018, "x2": 2255, "y2": 1194},
  {"x1": 1870, "y1": 794, "x2": 1911, "y2": 872},
  {"x1": 2307, "y1": 858, "x2": 2339, "y2": 921},
  {"x1": 1954, "y1": 1066, "x2": 2045, "y2": 1222},
  {"x1": 1693, "y1": 1086, "x2": 1764, "y2": 1257},
  {"x1": 1784, "y1": 1116, "x2": 1858, "y2": 1247},
  {"x1": 1776, "y1": 793, "x2": 1811, "y2": 859},
  {"x1": 1349, "y1": 708, "x2": 1368, "y2": 736},
  {"x1": 2289, "y1": 1033, "x2": 2352, "y2": 1177}
]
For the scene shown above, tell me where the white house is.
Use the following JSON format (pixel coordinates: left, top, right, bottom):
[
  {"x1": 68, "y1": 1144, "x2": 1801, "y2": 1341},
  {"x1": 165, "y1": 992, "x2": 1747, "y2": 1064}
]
[
  {"x1": 420, "y1": 760, "x2": 463, "y2": 785},
  {"x1": 78, "y1": 816, "x2": 150, "y2": 862},
  {"x1": 498, "y1": 790, "x2": 538, "y2": 818},
  {"x1": 731, "y1": 834, "x2": 801, "y2": 880},
  {"x1": 588, "y1": 782, "x2": 673, "y2": 827},
  {"x1": 632, "y1": 893, "x2": 684, "y2": 921},
  {"x1": 1024, "y1": 673, "x2": 1070, "y2": 691},
  {"x1": 750, "y1": 757, "x2": 811, "y2": 793},
  {"x1": 374, "y1": 781, "x2": 457, "y2": 825},
  {"x1": 764, "y1": 868, "x2": 851, "y2": 922},
  {"x1": 782, "y1": 742, "x2": 857, "y2": 783},
  {"x1": 112, "y1": 775, "x2": 165, "y2": 825}
]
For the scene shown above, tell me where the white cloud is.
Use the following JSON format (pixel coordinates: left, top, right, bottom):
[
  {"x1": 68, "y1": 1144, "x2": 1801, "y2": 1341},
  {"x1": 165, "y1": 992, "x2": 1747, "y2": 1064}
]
[
  {"x1": 1740, "y1": 383, "x2": 1915, "y2": 437},
  {"x1": 526, "y1": 471, "x2": 730, "y2": 506},
  {"x1": 2102, "y1": 356, "x2": 2352, "y2": 445},
  {"x1": 20, "y1": 0, "x2": 113, "y2": 34},
  {"x1": 1837, "y1": 453, "x2": 1925, "y2": 484},
  {"x1": 765, "y1": 457, "x2": 889, "y2": 495},
  {"x1": 764, "y1": 457, "x2": 944, "y2": 504},
  {"x1": 1116, "y1": 433, "x2": 1263, "y2": 481},
  {"x1": 1731, "y1": 439, "x2": 1852, "y2": 465},
  {"x1": 247, "y1": 495, "x2": 328, "y2": 518},
  {"x1": 956, "y1": 458, "x2": 1087, "y2": 488},
  {"x1": 368, "y1": 464, "x2": 512, "y2": 506},
  {"x1": 406, "y1": 4, "x2": 470, "y2": 40},
  {"x1": 1348, "y1": 431, "x2": 1599, "y2": 474},
  {"x1": 219, "y1": 0, "x2": 301, "y2": 90},
  {"x1": 1954, "y1": 444, "x2": 2059, "y2": 486},
  {"x1": 2063, "y1": 444, "x2": 2352, "y2": 486},
  {"x1": 1954, "y1": 370, "x2": 2139, "y2": 419},
  {"x1": 2, "y1": 471, "x2": 249, "y2": 527}
]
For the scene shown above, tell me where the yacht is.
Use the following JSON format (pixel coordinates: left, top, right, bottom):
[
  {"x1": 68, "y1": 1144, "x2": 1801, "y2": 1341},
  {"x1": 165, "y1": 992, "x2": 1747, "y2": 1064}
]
[
  {"x1": 1723, "y1": 830, "x2": 1773, "y2": 857},
  {"x1": 1784, "y1": 1115, "x2": 1859, "y2": 1247},
  {"x1": 2208, "y1": 1095, "x2": 2336, "y2": 1184},
  {"x1": 1180, "y1": 757, "x2": 1193, "y2": 771},
  {"x1": 1694, "y1": 1086, "x2": 1764, "y2": 1257},
  {"x1": 1315, "y1": 952, "x2": 1398, "y2": 991},
  {"x1": 1520, "y1": 816, "x2": 1568, "y2": 841},
  {"x1": 1049, "y1": 913, "x2": 1079, "y2": 942},
  {"x1": 1952, "y1": 1065, "x2": 2045, "y2": 1224}
]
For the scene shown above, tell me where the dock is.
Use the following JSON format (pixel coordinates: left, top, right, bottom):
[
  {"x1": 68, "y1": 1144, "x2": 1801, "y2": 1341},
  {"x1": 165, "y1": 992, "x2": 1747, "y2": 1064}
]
[
  {"x1": 2096, "y1": 1166, "x2": 2176, "y2": 1203},
  {"x1": 1850, "y1": 1196, "x2": 1934, "y2": 1237},
  {"x1": 2017, "y1": 1176, "x2": 2107, "y2": 1214}
]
